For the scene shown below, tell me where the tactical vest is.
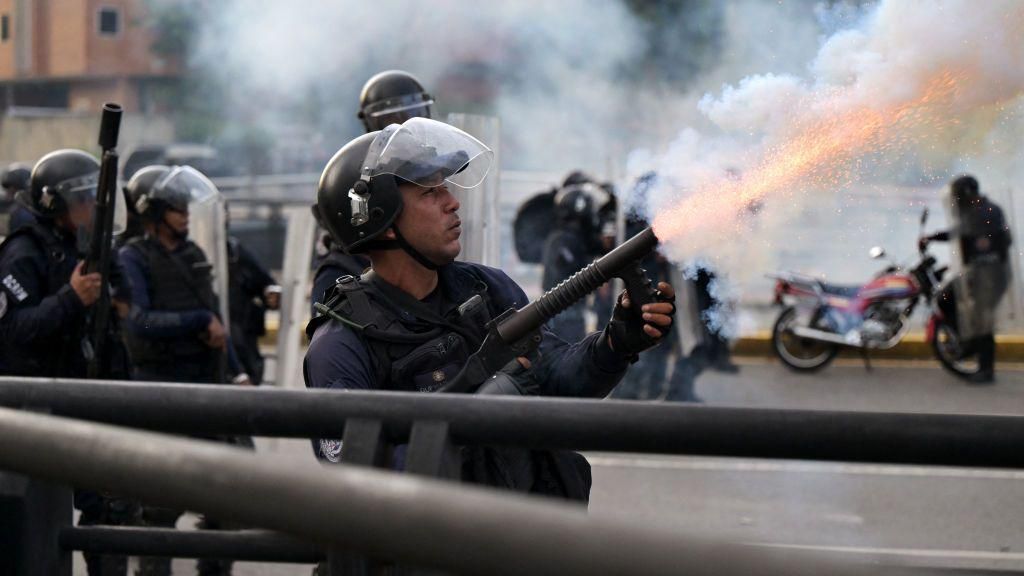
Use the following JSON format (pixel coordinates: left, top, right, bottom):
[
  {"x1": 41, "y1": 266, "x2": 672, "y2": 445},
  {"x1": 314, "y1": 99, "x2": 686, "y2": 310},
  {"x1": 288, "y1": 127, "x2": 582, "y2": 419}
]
[
  {"x1": 307, "y1": 270, "x2": 593, "y2": 501},
  {"x1": 308, "y1": 270, "x2": 492, "y2": 393},
  {"x1": 0, "y1": 222, "x2": 80, "y2": 376},
  {"x1": 122, "y1": 236, "x2": 219, "y2": 367}
]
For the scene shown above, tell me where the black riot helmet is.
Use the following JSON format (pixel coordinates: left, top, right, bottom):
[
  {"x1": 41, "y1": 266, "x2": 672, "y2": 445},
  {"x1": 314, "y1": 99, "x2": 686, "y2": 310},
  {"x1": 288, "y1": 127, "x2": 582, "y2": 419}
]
[
  {"x1": 1, "y1": 163, "x2": 31, "y2": 194},
  {"x1": 29, "y1": 149, "x2": 100, "y2": 217},
  {"x1": 129, "y1": 165, "x2": 218, "y2": 223},
  {"x1": 358, "y1": 70, "x2": 434, "y2": 132},
  {"x1": 950, "y1": 174, "x2": 981, "y2": 208},
  {"x1": 124, "y1": 165, "x2": 173, "y2": 221},
  {"x1": 317, "y1": 118, "x2": 492, "y2": 258}
]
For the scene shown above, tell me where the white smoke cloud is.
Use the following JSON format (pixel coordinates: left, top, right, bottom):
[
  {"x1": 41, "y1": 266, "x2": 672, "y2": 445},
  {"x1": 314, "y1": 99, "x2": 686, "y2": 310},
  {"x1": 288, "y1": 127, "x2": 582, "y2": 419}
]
[{"x1": 631, "y1": 0, "x2": 1024, "y2": 277}]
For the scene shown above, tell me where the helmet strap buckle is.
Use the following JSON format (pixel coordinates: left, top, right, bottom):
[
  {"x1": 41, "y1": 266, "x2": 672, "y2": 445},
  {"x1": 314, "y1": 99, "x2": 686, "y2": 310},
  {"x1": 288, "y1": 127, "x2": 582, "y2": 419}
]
[{"x1": 349, "y1": 177, "x2": 371, "y2": 226}]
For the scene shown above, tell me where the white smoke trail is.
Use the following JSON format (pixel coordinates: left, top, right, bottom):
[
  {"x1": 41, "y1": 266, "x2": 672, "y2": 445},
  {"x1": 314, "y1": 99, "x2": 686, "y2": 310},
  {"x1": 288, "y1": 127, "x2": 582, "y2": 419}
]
[{"x1": 631, "y1": 0, "x2": 1024, "y2": 272}]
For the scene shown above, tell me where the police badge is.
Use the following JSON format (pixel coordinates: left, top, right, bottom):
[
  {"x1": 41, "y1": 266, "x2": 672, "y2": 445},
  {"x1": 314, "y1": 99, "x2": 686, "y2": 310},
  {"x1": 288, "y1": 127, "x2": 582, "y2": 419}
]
[{"x1": 320, "y1": 438, "x2": 343, "y2": 463}]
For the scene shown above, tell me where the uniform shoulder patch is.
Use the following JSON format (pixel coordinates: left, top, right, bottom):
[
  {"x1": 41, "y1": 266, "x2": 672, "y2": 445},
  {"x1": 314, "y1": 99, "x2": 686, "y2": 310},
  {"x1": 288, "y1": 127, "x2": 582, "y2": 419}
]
[
  {"x1": 320, "y1": 439, "x2": 343, "y2": 463},
  {"x1": 2, "y1": 274, "x2": 28, "y2": 302}
]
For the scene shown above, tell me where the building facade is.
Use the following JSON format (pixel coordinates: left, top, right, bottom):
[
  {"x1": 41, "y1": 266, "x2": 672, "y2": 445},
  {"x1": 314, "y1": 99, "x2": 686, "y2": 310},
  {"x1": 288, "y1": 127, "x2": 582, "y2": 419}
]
[{"x1": 0, "y1": 0, "x2": 178, "y2": 112}]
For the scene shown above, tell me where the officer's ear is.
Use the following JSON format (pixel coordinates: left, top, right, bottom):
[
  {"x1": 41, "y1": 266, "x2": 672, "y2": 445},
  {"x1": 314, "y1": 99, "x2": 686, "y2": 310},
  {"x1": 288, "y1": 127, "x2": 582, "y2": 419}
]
[{"x1": 381, "y1": 227, "x2": 397, "y2": 240}]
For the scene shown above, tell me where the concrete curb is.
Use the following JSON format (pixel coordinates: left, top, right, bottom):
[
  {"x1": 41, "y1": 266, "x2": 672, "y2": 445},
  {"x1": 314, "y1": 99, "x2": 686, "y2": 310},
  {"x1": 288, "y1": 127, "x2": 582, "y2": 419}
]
[
  {"x1": 735, "y1": 332, "x2": 1024, "y2": 361},
  {"x1": 263, "y1": 319, "x2": 1024, "y2": 361}
]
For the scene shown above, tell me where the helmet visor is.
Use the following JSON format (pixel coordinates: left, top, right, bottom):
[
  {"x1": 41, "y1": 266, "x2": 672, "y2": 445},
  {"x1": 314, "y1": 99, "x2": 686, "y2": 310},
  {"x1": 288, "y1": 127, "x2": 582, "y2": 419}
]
[
  {"x1": 54, "y1": 173, "x2": 98, "y2": 207},
  {"x1": 369, "y1": 118, "x2": 493, "y2": 189},
  {"x1": 363, "y1": 93, "x2": 435, "y2": 118},
  {"x1": 152, "y1": 166, "x2": 221, "y2": 211}
]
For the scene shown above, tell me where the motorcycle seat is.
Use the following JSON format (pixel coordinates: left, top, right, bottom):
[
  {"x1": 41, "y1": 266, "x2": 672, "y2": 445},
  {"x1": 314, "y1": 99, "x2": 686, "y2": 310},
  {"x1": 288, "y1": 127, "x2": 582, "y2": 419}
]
[{"x1": 818, "y1": 282, "x2": 861, "y2": 298}]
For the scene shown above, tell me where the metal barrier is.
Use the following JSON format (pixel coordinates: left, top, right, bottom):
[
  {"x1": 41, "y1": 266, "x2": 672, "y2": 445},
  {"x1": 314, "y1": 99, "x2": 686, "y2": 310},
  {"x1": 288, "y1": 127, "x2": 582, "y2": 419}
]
[
  {"x1": 2, "y1": 376, "x2": 1022, "y2": 573},
  {"x1": 0, "y1": 405, "x2": 901, "y2": 576},
  {"x1": 1, "y1": 377, "x2": 1023, "y2": 467}
]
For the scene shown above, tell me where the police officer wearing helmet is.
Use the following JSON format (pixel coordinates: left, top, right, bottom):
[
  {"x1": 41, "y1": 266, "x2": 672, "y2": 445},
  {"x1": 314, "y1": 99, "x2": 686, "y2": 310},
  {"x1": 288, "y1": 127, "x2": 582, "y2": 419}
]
[
  {"x1": 311, "y1": 70, "x2": 435, "y2": 314},
  {"x1": 119, "y1": 165, "x2": 243, "y2": 576},
  {"x1": 358, "y1": 69, "x2": 434, "y2": 131},
  {"x1": 0, "y1": 162, "x2": 35, "y2": 238},
  {"x1": 0, "y1": 149, "x2": 135, "y2": 576},
  {"x1": 119, "y1": 165, "x2": 234, "y2": 384},
  {"x1": 306, "y1": 118, "x2": 676, "y2": 499},
  {"x1": 541, "y1": 171, "x2": 609, "y2": 342},
  {"x1": 921, "y1": 174, "x2": 1013, "y2": 383}
]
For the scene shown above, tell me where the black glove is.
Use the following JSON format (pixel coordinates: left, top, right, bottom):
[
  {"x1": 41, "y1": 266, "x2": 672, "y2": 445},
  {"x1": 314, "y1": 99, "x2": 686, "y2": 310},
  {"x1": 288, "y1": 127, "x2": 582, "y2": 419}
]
[
  {"x1": 605, "y1": 287, "x2": 676, "y2": 361},
  {"x1": 476, "y1": 359, "x2": 539, "y2": 396}
]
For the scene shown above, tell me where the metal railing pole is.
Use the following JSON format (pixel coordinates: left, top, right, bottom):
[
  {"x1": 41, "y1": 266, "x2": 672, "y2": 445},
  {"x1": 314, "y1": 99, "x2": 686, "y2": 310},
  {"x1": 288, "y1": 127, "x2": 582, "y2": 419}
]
[
  {"x1": 0, "y1": 406, "x2": 892, "y2": 576},
  {"x1": 2, "y1": 377, "x2": 1023, "y2": 468}
]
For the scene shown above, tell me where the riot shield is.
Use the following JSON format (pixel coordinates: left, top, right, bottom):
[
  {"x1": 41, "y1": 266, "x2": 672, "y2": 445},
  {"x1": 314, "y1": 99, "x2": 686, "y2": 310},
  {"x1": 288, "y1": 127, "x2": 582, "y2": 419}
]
[
  {"x1": 943, "y1": 187, "x2": 979, "y2": 339},
  {"x1": 513, "y1": 188, "x2": 557, "y2": 264},
  {"x1": 158, "y1": 166, "x2": 231, "y2": 329},
  {"x1": 445, "y1": 113, "x2": 501, "y2": 267}
]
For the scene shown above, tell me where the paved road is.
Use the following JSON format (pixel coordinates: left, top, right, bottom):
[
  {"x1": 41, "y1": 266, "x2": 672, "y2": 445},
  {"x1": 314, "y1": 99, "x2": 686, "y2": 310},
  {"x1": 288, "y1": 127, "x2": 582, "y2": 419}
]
[{"x1": 74, "y1": 360, "x2": 1024, "y2": 574}]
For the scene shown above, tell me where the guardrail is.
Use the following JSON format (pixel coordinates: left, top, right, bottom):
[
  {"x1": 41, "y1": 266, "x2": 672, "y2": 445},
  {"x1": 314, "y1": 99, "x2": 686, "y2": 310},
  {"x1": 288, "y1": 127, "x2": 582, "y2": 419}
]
[
  {"x1": 2, "y1": 377, "x2": 1022, "y2": 574},
  {"x1": 0, "y1": 405, "x2": 906, "y2": 576},
  {"x1": 1, "y1": 377, "x2": 1022, "y2": 468}
]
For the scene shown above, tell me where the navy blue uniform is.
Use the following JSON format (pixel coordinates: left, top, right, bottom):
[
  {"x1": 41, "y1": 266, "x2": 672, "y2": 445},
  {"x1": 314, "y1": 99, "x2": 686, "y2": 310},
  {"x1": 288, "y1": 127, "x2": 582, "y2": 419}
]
[
  {"x1": 0, "y1": 222, "x2": 128, "y2": 377},
  {"x1": 306, "y1": 261, "x2": 627, "y2": 396},
  {"x1": 119, "y1": 237, "x2": 241, "y2": 383},
  {"x1": 305, "y1": 262, "x2": 628, "y2": 501},
  {"x1": 0, "y1": 226, "x2": 83, "y2": 375}
]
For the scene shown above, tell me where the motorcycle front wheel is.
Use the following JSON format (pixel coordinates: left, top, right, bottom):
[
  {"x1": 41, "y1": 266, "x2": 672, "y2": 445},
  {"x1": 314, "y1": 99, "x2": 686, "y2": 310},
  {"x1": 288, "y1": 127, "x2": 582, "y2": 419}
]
[
  {"x1": 930, "y1": 318, "x2": 982, "y2": 378},
  {"x1": 771, "y1": 306, "x2": 839, "y2": 372}
]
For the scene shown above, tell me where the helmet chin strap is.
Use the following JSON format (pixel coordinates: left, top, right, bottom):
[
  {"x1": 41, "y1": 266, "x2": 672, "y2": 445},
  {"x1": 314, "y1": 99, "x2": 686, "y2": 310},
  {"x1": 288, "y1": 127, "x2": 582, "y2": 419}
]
[{"x1": 391, "y1": 225, "x2": 440, "y2": 271}]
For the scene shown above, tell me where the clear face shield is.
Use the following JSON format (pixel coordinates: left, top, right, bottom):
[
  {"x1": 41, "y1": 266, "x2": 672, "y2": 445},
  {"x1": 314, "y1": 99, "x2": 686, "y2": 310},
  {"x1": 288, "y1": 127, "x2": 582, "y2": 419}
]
[
  {"x1": 156, "y1": 166, "x2": 231, "y2": 326},
  {"x1": 363, "y1": 94, "x2": 434, "y2": 128},
  {"x1": 369, "y1": 117, "x2": 493, "y2": 189},
  {"x1": 152, "y1": 165, "x2": 221, "y2": 211},
  {"x1": 349, "y1": 117, "x2": 494, "y2": 227}
]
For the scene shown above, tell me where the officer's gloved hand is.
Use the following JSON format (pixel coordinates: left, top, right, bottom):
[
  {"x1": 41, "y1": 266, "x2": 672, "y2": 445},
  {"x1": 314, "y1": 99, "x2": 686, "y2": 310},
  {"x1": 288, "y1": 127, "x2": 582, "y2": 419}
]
[
  {"x1": 605, "y1": 281, "x2": 676, "y2": 360},
  {"x1": 476, "y1": 358, "x2": 539, "y2": 396}
]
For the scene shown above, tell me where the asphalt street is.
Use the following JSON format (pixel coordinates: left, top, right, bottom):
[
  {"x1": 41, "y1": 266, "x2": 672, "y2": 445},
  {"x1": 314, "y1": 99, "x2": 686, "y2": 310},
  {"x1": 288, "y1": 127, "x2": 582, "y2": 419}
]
[{"x1": 73, "y1": 360, "x2": 1024, "y2": 574}]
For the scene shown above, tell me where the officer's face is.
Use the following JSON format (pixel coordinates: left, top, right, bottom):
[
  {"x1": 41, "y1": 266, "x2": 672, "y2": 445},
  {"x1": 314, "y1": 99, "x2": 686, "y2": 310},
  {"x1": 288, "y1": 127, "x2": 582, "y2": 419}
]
[
  {"x1": 66, "y1": 197, "x2": 95, "y2": 233},
  {"x1": 163, "y1": 207, "x2": 189, "y2": 238},
  {"x1": 394, "y1": 181, "x2": 462, "y2": 265}
]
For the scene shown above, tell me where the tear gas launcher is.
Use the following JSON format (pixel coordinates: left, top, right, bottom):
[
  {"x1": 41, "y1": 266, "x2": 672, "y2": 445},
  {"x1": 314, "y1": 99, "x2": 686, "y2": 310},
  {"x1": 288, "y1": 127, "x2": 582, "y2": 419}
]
[
  {"x1": 85, "y1": 103, "x2": 123, "y2": 379},
  {"x1": 440, "y1": 226, "x2": 661, "y2": 393}
]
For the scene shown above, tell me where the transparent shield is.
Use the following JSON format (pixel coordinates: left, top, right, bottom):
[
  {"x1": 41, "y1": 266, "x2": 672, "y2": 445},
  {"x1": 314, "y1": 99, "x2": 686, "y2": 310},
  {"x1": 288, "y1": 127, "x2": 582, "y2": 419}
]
[
  {"x1": 155, "y1": 165, "x2": 220, "y2": 206},
  {"x1": 446, "y1": 114, "x2": 501, "y2": 266},
  {"x1": 371, "y1": 117, "x2": 493, "y2": 189},
  {"x1": 172, "y1": 166, "x2": 230, "y2": 328},
  {"x1": 112, "y1": 178, "x2": 127, "y2": 235}
]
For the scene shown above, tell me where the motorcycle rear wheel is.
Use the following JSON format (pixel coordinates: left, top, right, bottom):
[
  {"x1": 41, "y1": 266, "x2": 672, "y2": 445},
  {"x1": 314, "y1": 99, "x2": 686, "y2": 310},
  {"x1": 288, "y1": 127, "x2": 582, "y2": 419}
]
[
  {"x1": 931, "y1": 319, "x2": 982, "y2": 378},
  {"x1": 772, "y1": 307, "x2": 839, "y2": 372}
]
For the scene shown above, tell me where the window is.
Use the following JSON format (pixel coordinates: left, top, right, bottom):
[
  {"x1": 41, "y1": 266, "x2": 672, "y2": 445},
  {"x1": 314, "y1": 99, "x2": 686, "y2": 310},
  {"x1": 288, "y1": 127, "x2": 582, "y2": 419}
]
[
  {"x1": 1, "y1": 14, "x2": 9, "y2": 42},
  {"x1": 97, "y1": 7, "x2": 119, "y2": 36}
]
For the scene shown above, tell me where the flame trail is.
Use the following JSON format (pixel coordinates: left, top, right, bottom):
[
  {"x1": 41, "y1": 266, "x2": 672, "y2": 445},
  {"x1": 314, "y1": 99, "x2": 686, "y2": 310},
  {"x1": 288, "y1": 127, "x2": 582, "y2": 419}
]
[{"x1": 652, "y1": 69, "x2": 968, "y2": 244}]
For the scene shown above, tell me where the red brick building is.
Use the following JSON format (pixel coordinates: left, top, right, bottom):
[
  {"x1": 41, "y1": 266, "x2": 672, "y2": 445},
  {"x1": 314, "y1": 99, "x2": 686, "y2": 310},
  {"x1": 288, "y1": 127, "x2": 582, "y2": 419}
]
[{"x1": 0, "y1": 0, "x2": 178, "y2": 112}]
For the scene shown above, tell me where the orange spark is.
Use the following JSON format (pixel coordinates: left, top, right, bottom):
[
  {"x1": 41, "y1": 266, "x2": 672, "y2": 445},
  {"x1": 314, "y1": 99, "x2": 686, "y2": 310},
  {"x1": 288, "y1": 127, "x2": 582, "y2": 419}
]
[{"x1": 652, "y1": 69, "x2": 966, "y2": 244}]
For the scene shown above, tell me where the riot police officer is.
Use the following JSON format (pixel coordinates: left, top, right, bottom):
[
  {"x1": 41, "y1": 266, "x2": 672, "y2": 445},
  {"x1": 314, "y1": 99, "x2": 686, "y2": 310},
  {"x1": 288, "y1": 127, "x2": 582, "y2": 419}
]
[
  {"x1": 921, "y1": 175, "x2": 1013, "y2": 383},
  {"x1": 119, "y1": 165, "x2": 240, "y2": 576},
  {"x1": 311, "y1": 70, "x2": 435, "y2": 313},
  {"x1": 120, "y1": 165, "x2": 231, "y2": 384},
  {"x1": 357, "y1": 69, "x2": 434, "y2": 131},
  {"x1": 0, "y1": 149, "x2": 134, "y2": 575},
  {"x1": 541, "y1": 171, "x2": 608, "y2": 342},
  {"x1": 0, "y1": 162, "x2": 34, "y2": 239},
  {"x1": 305, "y1": 118, "x2": 676, "y2": 498},
  {"x1": 227, "y1": 231, "x2": 280, "y2": 385}
]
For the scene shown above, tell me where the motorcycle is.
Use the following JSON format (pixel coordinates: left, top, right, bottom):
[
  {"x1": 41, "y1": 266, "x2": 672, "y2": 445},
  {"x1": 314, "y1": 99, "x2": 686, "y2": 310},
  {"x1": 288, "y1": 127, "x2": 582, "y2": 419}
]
[{"x1": 768, "y1": 209, "x2": 980, "y2": 378}]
